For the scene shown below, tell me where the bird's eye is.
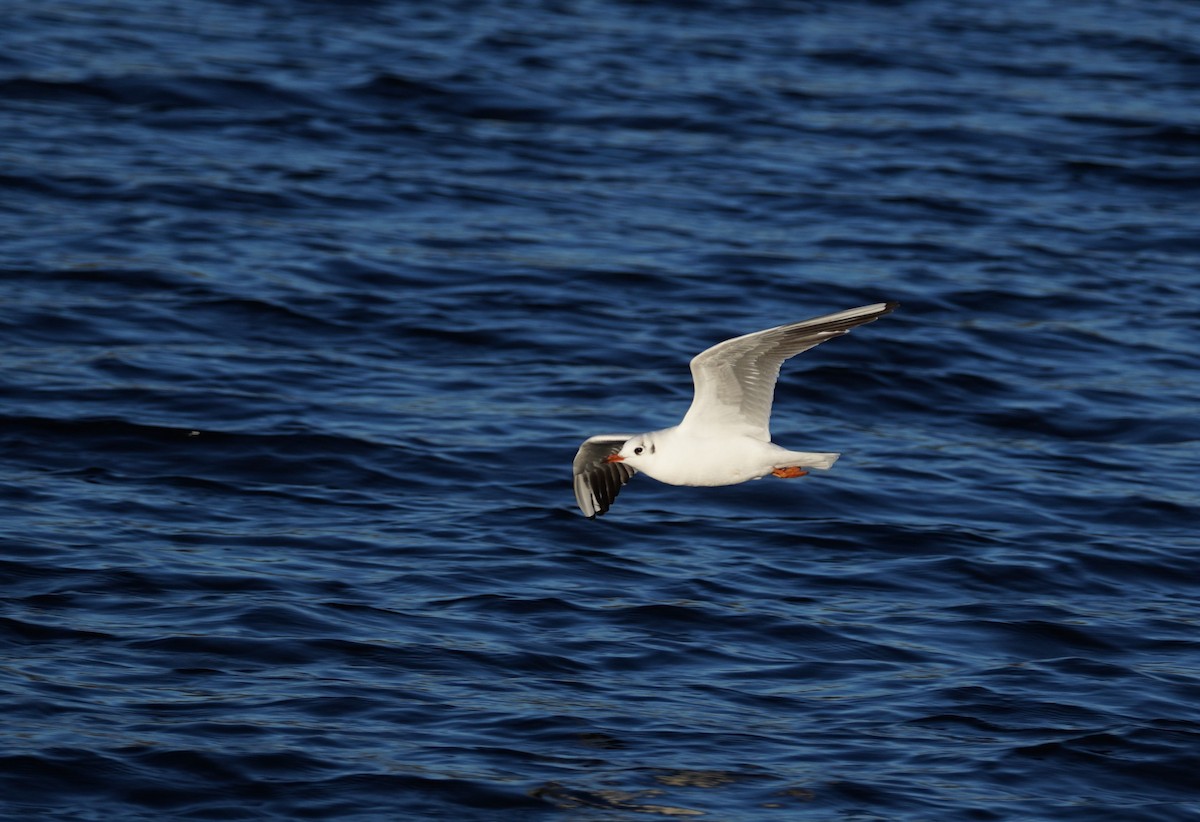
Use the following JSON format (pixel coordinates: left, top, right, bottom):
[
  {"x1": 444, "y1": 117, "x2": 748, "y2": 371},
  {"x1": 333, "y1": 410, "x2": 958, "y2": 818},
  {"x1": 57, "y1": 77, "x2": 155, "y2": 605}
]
[{"x1": 633, "y1": 446, "x2": 644, "y2": 455}]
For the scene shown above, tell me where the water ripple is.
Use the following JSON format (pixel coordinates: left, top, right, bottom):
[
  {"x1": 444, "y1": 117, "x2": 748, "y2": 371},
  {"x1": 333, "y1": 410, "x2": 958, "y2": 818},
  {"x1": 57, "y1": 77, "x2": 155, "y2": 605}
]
[{"x1": 3, "y1": 0, "x2": 1200, "y2": 819}]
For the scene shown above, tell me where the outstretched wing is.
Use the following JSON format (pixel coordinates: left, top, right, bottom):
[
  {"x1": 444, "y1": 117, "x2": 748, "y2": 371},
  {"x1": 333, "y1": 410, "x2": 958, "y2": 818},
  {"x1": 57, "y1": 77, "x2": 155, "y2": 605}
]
[
  {"x1": 679, "y1": 302, "x2": 898, "y2": 440},
  {"x1": 572, "y1": 434, "x2": 637, "y2": 518}
]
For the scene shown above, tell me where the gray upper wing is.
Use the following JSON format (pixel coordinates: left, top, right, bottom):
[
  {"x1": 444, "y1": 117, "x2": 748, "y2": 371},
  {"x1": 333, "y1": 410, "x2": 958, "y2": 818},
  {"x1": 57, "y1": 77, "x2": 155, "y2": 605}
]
[
  {"x1": 678, "y1": 302, "x2": 898, "y2": 440},
  {"x1": 572, "y1": 434, "x2": 637, "y2": 518}
]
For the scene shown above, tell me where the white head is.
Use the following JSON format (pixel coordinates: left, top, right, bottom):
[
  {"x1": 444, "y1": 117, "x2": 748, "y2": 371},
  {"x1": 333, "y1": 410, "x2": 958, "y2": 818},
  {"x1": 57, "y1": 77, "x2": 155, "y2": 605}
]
[{"x1": 605, "y1": 433, "x2": 657, "y2": 470}]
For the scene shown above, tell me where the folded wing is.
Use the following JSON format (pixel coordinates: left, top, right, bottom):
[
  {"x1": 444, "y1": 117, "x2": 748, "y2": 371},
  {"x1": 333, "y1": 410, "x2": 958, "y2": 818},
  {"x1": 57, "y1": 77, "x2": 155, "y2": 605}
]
[{"x1": 679, "y1": 302, "x2": 898, "y2": 440}]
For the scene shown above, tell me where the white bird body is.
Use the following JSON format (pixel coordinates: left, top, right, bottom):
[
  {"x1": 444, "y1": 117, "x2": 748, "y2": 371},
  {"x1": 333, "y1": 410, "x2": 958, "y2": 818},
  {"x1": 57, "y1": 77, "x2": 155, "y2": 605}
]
[
  {"x1": 572, "y1": 302, "x2": 897, "y2": 518},
  {"x1": 615, "y1": 427, "x2": 838, "y2": 487}
]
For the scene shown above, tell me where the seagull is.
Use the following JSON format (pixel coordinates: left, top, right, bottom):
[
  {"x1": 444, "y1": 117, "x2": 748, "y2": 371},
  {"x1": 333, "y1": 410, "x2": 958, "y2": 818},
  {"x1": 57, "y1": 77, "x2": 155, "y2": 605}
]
[{"x1": 572, "y1": 302, "x2": 898, "y2": 518}]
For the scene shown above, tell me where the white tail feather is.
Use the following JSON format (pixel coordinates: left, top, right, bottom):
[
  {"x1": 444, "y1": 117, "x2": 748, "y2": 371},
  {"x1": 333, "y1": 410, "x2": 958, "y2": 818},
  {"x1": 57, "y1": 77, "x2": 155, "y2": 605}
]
[{"x1": 782, "y1": 451, "x2": 840, "y2": 470}]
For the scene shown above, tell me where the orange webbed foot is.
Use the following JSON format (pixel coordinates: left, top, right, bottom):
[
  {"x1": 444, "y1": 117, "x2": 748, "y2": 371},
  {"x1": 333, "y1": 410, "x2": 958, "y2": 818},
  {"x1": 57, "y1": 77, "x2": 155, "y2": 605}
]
[{"x1": 772, "y1": 467, "x2": 808, "y2": 479}]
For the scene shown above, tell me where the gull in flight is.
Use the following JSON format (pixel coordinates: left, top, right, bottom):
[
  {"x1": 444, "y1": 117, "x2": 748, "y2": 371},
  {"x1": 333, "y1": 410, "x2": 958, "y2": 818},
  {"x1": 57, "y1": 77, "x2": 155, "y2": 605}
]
[{"x1": 572, "y1": 302, "x2": 898, "y2": 518}]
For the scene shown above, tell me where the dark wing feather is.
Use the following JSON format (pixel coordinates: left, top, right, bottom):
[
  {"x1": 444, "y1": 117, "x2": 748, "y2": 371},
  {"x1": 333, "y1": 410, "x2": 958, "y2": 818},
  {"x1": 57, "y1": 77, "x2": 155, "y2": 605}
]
[{"x1": 572, "y1": 434, "x2": 637, "y2": 518}]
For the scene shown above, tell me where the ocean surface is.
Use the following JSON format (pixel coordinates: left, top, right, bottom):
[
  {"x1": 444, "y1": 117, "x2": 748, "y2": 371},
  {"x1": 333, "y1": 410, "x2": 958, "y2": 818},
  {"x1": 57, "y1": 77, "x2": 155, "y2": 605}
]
[{"x1": 2, "y1": 1, "x2": 1199, "y2": 819}]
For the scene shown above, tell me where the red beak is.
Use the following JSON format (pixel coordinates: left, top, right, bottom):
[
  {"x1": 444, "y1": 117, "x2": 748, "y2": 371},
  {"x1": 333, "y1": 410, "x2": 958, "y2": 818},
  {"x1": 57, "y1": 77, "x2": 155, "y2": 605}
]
[{"x1": 604, "y1": 454, "x2": 625, "y2": 463}]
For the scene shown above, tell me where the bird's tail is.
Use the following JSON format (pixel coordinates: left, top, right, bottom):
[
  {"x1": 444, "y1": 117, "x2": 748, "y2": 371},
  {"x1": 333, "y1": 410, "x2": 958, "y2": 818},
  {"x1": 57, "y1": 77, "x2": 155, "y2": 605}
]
[{"x1": 781, "y1": 451, "x2": 840, "y2": 470}]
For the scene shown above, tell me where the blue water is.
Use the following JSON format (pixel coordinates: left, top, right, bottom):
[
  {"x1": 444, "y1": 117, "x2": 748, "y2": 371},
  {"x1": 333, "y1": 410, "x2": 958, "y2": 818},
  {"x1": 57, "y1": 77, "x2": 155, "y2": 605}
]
[{"x1": 2, "y1": 1, "x2": 1199, "y2": 819}]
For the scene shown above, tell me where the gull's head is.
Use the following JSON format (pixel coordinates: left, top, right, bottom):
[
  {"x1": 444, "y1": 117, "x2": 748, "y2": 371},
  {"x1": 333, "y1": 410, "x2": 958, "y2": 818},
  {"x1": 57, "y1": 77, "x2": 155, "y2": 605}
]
[{"x1": 606, "y1": 434, "x2": 655, "y2": 468}]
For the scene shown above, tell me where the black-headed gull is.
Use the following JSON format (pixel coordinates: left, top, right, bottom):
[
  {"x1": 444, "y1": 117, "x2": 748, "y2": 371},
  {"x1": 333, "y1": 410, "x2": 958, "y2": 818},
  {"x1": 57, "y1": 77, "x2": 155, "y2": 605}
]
[{"x1": 572, "y1": 302, "x2": 898, "y2": 518}]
